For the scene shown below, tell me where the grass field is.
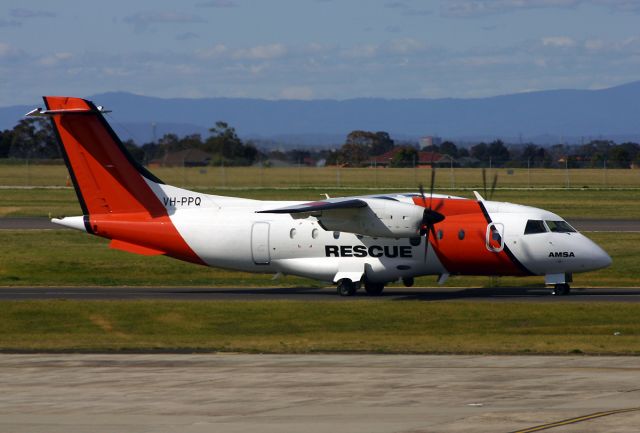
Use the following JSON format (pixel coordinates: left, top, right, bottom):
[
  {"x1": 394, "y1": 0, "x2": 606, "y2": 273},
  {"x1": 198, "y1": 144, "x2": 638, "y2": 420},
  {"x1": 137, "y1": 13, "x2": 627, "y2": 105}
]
[
  {"x1": 0, "y1": 300, "x2": 638, "y2": 354},
  {"x1": 1, "y1": 163, "x2": 640, "y2": 189},
  {"x1": 0, "y1": 230, "x2": 636, "y2": 288},
  {"x1": 2, "y1": 187, "x2": 640, "y2": 220}
]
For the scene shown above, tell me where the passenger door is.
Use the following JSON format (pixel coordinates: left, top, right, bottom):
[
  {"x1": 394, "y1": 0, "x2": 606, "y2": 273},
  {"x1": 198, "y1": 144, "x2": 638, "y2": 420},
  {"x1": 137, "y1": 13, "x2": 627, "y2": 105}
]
[{"x1": 251, "y1": 222, "x2": 271, "y2": 264}]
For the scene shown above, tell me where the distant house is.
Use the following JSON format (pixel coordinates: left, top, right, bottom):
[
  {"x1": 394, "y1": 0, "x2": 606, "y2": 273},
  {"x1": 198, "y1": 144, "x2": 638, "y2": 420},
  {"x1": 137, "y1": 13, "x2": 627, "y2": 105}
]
[
  {"x1": 149, "y1": 149, "x2": 212, "y2": 167},
  {"x1": 371, "y1": 149, "x2": 453, "y2": 167}
]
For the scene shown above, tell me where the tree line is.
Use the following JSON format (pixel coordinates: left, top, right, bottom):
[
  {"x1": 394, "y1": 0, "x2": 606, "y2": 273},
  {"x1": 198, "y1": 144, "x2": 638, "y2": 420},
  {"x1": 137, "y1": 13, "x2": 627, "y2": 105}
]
[{"x1": 2, "y1": 118, "x2": 639, "y2": 168}]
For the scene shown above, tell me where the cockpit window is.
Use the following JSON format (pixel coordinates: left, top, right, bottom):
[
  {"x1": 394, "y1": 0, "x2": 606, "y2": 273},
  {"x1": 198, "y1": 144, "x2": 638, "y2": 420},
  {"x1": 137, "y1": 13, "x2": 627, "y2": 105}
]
[
  {"x1": 545, "y1": 220, "x2": 576, "y2": 233},
  {"x1": 524, "y1": 220, "x2": 547, "y2": 234}
]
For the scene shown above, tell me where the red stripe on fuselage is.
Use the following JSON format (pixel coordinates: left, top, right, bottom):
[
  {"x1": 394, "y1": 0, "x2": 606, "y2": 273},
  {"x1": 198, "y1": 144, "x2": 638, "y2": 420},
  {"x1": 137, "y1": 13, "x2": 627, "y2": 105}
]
[{"x1": 412, "y1": 197, "x2": 526, "y2": 276}]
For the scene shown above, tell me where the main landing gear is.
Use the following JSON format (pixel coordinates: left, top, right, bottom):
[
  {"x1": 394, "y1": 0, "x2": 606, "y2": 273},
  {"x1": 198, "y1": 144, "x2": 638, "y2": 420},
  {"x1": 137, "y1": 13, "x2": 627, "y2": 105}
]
[
  {"x1": 552, "y1": 283, "x2": 571, "y2": 296},
  {"x1": 336, "y1": 279, "x2": 386, "y2": 297},
  {"x1": 337, "y1": 279, "x2": 357, "y2": 296}
]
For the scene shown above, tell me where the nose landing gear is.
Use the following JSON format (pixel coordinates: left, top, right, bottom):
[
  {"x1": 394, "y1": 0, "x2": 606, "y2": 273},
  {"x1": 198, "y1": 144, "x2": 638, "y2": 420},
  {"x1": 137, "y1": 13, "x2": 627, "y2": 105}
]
[{"x1": 552, "y1": 283, "x2": 571, "y2": 296}]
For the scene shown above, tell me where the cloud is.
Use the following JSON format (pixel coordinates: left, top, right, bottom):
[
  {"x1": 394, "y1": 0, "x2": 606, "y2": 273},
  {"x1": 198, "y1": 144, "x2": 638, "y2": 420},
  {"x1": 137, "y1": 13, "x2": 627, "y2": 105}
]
[
  {"x1": 0, "y1": 19, "x2": 21, "y2": 28},
  {"x1": 384, "y1": 1, "x2": 432, "y2": 16},
  {"x1": 10, "y1": 8, "x2": 55, "y2": 19},
  {"x1": 39, "y1": 52, "x2": 73, "y2": 66},
  {"x1": 441, "y1": 0, "x2": 640, "y2": 17},
  {"x1": 196, "y1": 43, "x2": 228, "y2": 59},
  {"x1": 0, "y1": 42, "x2": 25, "y2": 61},
  {"x1": 176, "y1": 32, "x2": 200, "y2": 41},
  {"x1": 124, "y1": 11, "x2": 206, "y2": 32},
  {"x1": 279, "y1": 86, "x2": 314, "y2": 100},
  {"x1": 196, "y1": 0, "x2": 238, "y2": 7},
  {"x1": 542, "y1": 36, "x2": 576, "y2": 47},
  {"x1": 233, "y1": 43, "x2": 287, "y2": 60}
]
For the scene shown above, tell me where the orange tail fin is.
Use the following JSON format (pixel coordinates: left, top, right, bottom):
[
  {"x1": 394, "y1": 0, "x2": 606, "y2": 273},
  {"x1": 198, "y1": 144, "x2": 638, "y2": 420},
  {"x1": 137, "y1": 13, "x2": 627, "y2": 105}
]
[{"x1": 41, "y1": 96, "x2": 165, "y2": 220}]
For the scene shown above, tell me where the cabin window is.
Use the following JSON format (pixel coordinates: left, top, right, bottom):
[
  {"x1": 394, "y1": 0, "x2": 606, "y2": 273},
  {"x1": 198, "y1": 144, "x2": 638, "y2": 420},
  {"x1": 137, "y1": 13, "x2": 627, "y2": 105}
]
[
  {"x1": 333, "y1": 231, "x2": 340, "y2": 239},
  {"x1": 312, "y1": 228, "x2": 319, "y2": 239},
  {"x1": 524, "y1": 220, "x2": 547, "y2": 235},
  {"x1": 546, "y1": 220, "x2": 576, "y2": 233},
  {"x1": 437, "y1": 229, "x2": 444, "y2": 240},
  {"x1": 289, "y1": 228, "x2": 297, "y2": 239},
  {"x1": 458, "y1": 229, "x2": 465, "y2": 240},
  {"x1": 409, "y1": 237, "x2": 421, "y2": 246}
]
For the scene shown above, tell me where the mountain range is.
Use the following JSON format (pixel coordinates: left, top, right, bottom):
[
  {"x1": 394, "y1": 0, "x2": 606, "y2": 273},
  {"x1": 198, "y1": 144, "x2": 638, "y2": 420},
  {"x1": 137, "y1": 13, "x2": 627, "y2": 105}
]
[{"x1": 2, "y1": 81, "x2": 639, "y2": 147}]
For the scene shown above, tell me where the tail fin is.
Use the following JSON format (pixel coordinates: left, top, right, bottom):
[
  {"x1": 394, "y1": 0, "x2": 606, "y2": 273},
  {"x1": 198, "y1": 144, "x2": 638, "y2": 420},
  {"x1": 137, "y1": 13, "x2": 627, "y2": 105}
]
[
  {"x1": 31, "y1": 96, "x2": 204, "y2": 265},
  {"x1": 38, "y1": 96, "x2": 164, "y2": 218}
]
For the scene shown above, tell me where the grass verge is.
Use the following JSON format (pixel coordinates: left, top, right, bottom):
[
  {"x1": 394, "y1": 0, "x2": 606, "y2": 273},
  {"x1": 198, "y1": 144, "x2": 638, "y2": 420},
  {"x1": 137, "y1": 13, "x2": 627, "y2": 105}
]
[
  {"x1": 2, "y1": 187, "x2": 640, "y2": 220},
  {"x1": 0, "y1": 300, "x2": 638, "y2": 354}
]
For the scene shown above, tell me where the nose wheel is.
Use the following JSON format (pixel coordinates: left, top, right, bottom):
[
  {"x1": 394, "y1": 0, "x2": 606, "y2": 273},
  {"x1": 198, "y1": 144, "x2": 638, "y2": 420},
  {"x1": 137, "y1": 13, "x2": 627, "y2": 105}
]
[{"x1": 552, "y1": 283, "x2": 571, "y2": 296}]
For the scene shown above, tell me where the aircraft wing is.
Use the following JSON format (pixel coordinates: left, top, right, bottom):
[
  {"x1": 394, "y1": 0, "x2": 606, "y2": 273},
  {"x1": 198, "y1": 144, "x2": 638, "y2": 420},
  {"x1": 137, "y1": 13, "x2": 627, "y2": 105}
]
[
  {"x1": 257, "y1": 197, "x2": 426, "y2": 238},
  {"x1": 257, "y1": 198, "x2": 367, "y2": 214}
]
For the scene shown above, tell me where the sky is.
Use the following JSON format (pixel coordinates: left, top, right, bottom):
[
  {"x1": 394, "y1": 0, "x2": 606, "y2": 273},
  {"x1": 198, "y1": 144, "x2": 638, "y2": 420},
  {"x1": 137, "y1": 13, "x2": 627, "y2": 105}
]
[{"x1": 1, "y1": 0, "x2": 639, "y2": 106}]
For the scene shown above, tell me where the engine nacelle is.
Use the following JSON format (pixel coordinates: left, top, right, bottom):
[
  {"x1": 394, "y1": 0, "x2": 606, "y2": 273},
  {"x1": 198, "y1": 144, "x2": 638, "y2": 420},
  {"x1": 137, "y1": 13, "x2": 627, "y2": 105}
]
[{"x1": 313, "y1": 198, "x2": 424, "y2": 238}]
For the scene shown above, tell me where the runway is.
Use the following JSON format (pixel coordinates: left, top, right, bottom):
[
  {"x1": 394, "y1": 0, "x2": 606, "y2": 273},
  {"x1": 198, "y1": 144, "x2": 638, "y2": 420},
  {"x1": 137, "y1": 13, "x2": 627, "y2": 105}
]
[
  {"x1": 1, "y1": 217, "x2": 640, "y2": 231},
  {"x1": 1, "y1": 353, "x2": 639, "y2": 433},
  {"x1": 2, "y1": 286, "x2": 640, "y2": 301}
]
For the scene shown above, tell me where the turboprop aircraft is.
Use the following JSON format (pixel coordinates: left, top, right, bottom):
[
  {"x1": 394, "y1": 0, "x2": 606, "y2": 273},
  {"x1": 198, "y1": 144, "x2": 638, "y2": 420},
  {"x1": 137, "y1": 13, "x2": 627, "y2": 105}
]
[{"x1": 27, "y1": 96, "x2": 612, "y2": 296}]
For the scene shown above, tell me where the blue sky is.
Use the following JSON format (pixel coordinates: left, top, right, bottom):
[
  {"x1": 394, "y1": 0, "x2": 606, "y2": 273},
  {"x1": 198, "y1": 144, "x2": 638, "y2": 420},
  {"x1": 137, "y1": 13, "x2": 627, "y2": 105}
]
[{"x1": 1, "y1": 0, "x2": 639, "y2": 105}]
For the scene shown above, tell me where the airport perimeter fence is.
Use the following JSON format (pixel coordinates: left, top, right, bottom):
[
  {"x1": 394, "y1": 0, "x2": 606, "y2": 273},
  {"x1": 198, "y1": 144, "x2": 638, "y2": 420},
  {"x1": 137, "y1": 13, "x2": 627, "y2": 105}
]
[{"x1": 1, "y1": 159, "x2": 639, "y2": 190}]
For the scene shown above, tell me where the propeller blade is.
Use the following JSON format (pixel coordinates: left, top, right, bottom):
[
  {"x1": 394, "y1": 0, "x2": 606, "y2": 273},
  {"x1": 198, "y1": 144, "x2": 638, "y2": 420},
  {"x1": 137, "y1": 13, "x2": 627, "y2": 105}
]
[
  {"x1": 482, "y1": 168, "x2": 487, "y2": 199},
  {"x1": 418, "y1": 183, "x2": 426, "y2": 206},
  {"x1": 489, "y1": 173, "x2": 498, "y2": 200}
]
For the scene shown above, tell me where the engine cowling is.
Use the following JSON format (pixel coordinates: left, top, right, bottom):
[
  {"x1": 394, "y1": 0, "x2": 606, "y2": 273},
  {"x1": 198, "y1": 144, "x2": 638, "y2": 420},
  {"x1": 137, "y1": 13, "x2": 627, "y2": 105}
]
[{"x1": 314, "y1": 198, "x2": 425, "y2": 238}]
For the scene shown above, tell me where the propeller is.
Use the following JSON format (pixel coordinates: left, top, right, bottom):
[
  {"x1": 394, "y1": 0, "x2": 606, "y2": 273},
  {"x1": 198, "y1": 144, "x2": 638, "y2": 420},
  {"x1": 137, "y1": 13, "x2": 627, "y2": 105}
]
[
  {"x1": 481, "y1": 167, "x2": 499, "y2": 200},
  {"x1": 418, "y1": 162, "x2": 445, "y2": 263}
]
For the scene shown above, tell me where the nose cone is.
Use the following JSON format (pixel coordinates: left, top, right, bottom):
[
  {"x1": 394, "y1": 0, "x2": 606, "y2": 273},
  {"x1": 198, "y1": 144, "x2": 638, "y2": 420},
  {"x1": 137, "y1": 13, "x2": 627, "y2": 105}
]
[
  {"x1": 592, "y1": 244, "x2": 613, "y2": 270},
  {"x1": 582, "y1": 237, "x2": 612, "y2": 271}
]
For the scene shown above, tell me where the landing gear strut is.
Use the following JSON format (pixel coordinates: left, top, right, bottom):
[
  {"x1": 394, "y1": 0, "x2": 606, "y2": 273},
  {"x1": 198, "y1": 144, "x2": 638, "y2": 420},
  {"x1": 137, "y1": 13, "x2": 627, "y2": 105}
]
[
  {"x1": 337, "y1": 279, "x2": 357, "y2": 297},
  {"x1": 552, "y1": 283, "x2": 571, "y2": 296},
  {"x1": 364, "y1": 282, "x2": 385, "y2": 296}
]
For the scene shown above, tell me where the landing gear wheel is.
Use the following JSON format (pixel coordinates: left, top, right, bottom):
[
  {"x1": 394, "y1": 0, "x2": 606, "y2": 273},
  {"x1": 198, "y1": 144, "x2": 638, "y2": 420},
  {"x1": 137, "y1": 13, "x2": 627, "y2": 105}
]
[
  {"x1": 553, "y1": 283, "x2": 571, "y2": 296},
  {"x1": 364, "y1": 282, "x2": 385, "y2": 296},
  {"x1": 337, "y1": 279, "x2": 357, "y2": 297},
  {"x1": 402, "y1": 277, "x2": 414, "y2": 288}
]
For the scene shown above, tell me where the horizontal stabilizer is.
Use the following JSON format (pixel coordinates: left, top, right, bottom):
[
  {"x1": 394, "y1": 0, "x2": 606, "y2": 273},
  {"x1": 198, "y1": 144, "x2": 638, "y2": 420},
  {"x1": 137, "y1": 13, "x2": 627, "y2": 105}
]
[{"x1": 109, "y1": 239, "x2": 165, "y2": 256}]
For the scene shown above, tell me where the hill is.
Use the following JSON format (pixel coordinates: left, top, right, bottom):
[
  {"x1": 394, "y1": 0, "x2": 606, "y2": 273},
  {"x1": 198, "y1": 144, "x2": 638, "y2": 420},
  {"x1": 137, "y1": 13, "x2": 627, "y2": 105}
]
[{"x1": 1, "y1": 81, "x2": 639, "y2": 146}]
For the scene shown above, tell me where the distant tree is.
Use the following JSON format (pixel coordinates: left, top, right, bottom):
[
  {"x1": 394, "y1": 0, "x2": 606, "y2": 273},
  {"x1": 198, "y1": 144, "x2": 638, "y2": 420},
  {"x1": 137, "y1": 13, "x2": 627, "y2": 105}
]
[
  {"x1": 337, "y1": 141, "x2": 369, "y2": 166},
  {"x1": 389, "y1": 146, "x2": 418, "y2": 168},
  {"x1": 487, "y1": 139, "x2": 510, "y2": 165},
  {"x1": 470, "y1": 142, "x2": 488, "y2": 161},
  {"x1": 8, "y1": 117, "x2": 59, "y2": 159},
  {"x1": 344, "y1": 130, "x2": 394, "y2": 157},
  {"x1": 608, "y1": 146, "x2": 631, "y2": 168},
  {"x1": 439, "y1": 141, "x2": 458, "y2": 158},
  {"x1": 521, "y1": 144, "x2": 551, "y2": 168},
  {"x1": 205, "y1": 121, "x2": 256, "y2": 166},
  {"x1": 0, "y1": 129, "x2": 13, "y2": 158},
  {"x1": 122, "y1": 139, "x2": 144, "y2": 163}
]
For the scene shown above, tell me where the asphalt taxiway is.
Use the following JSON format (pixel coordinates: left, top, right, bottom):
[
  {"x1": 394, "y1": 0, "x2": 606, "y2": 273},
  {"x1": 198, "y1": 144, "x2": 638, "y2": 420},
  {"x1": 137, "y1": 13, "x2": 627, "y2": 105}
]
[
  {"x1": 1, "y1": 286, "x2": 639, "y2": 301},
  {"x1": 1, "y1": 353, "x2": 639, "y2": 433}
]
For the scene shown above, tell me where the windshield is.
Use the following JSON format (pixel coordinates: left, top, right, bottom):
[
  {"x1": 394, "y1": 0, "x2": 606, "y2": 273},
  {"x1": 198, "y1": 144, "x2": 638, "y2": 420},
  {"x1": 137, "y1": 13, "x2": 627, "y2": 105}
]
[
  {"x1": 545, "y1": 220, "x2": 576, "y2": 233},
  {"x1": 524, "y1": 219, "x2": 547, "y2": 234}
]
